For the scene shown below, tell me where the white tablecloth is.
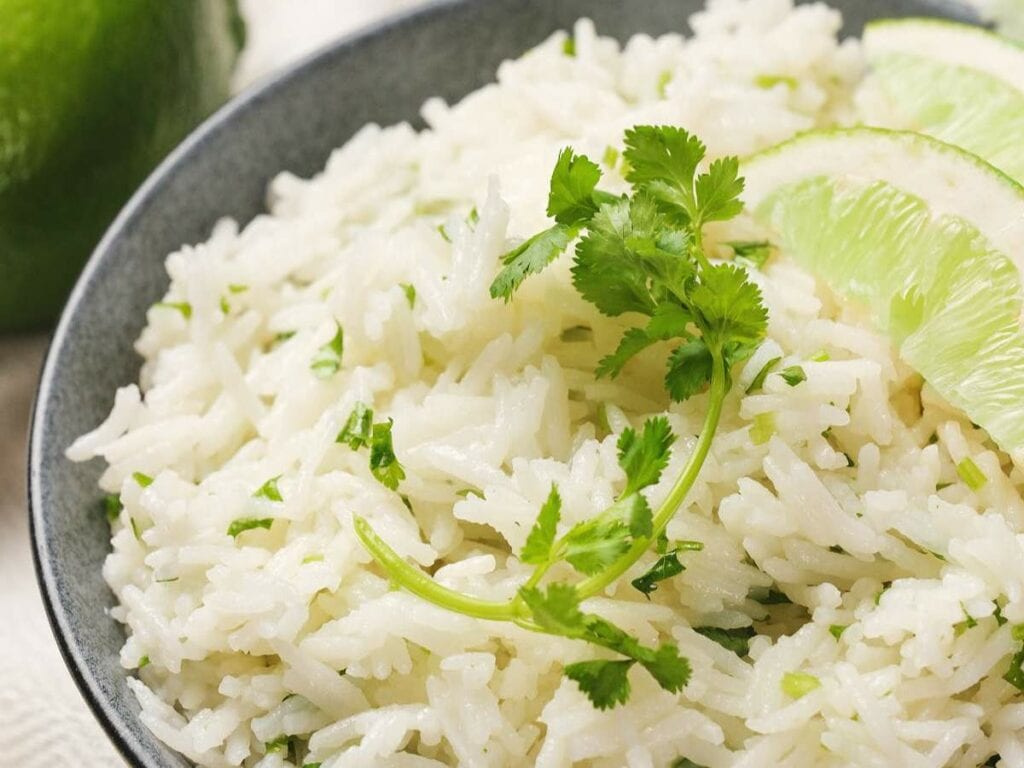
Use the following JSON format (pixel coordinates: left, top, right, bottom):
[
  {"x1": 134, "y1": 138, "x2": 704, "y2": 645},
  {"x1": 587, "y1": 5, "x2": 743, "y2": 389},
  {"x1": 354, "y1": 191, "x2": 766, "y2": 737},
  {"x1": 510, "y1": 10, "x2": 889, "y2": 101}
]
[{"x1": 0, "y1": 3, "x2": 423, "y2": 765}]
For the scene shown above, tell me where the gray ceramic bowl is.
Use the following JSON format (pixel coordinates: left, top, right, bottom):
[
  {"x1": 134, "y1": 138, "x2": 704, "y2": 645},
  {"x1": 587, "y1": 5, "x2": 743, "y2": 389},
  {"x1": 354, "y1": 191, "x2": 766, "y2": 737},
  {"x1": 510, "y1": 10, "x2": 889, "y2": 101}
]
[{"x1": 30, "y1": 0, "x2": 982, "y2": 765}]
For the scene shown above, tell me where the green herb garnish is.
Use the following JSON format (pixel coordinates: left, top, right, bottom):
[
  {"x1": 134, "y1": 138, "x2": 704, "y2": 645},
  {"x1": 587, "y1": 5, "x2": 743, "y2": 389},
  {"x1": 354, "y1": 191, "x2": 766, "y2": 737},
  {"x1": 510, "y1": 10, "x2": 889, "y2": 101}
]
[
  {"x1": 695, "y1": 626, "x2": 755, "y2": 657},
  {"x1": 265, "y1": 736, "x2": 289, "y2": 754},
  {"x1": 353, "y1": 125, "x2": 767, "y2": 710},
  {"x1": 370, "y1": 419, "x2": 405, "y2": 490},
  {"x1": 155, "y1": 301, "x2": 192, "y2": 319},
  {"x1": 103, "y1": 493, "x2": 123, "y2": 522},
  {"x1": 727, "y1": 240, "x2": 774, "y2": 268},
  {"x1": 227, "y1": 517, "x2": 274, "y2": 538},
  {"x1": 400, "y1": 283, "x2": 417, "y2": 308},
  {"x1": 132, "y1": 472, "x2": 154, "y2": 488},
  {"x1": 781, "y1": 671, "x2": 821, "y2": 699},
  {"x1": 253, "y1": 476, "x2": 283, "y2": 502},
  {"x1": 336, "y1": 402, "x2": 374, "y2": 450},
  {"x1": 746, "y1": 356, "x2": 781, "y2": 393},
  {"x1": 957, "y1": 457, "x2": 987, "y2": 491},
  {"x1": 311, "y1": 322, "x2": 344, "y2": 379},
  {"x1": 780, "y1": 365, "x2": 806, "y2": 387}
]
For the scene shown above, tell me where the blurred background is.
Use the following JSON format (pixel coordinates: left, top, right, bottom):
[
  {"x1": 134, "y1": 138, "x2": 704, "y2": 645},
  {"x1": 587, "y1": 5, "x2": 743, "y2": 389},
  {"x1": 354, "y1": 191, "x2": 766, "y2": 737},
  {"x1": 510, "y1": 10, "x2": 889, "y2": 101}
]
[{"x1": 0, "y1": 0, "x2": 1019, "y2": 765}]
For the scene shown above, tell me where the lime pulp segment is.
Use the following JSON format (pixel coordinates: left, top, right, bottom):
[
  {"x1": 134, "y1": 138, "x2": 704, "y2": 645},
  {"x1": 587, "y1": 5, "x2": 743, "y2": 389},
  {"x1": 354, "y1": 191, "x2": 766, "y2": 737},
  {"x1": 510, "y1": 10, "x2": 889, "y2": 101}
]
[
  {"x1": 743, "y1": 128, "x2": 1024, "y2": 456},
  {"x1": 862, "y1": 19, "x2": 1024, "y2": 182}
]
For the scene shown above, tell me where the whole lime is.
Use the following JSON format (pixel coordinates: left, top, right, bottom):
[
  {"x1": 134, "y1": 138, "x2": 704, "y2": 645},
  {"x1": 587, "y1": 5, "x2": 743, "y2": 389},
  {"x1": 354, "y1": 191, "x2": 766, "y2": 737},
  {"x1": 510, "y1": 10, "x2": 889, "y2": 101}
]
[{"x1": 0, "y1": 0, "x2": 245, "y2": 331}]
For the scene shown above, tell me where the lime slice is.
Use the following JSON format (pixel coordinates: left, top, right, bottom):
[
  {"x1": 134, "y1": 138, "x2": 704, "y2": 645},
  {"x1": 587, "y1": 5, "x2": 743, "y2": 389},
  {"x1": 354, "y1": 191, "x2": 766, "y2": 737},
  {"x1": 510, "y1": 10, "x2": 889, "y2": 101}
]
[
  {"x1": 861, "y1": 18, "x2": 1024, "y2": 182},
  {"x1": 742, "y1": 127, "x2": 1024, "y2": 458}
]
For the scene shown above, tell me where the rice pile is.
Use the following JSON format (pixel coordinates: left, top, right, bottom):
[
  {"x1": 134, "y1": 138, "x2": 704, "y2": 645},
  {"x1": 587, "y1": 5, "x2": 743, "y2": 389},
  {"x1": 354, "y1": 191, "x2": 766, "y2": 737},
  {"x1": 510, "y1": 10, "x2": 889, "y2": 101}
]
[{"x1": 67, "y1": 1, "x2": 1024, "y2": 766}]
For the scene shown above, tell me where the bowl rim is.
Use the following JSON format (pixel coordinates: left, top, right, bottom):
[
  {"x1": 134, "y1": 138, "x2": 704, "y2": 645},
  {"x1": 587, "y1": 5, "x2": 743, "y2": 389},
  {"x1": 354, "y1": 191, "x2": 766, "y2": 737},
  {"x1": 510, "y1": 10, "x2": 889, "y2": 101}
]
[{"x1": 27, "y1": 0, "x2": 460, "y2": 764}]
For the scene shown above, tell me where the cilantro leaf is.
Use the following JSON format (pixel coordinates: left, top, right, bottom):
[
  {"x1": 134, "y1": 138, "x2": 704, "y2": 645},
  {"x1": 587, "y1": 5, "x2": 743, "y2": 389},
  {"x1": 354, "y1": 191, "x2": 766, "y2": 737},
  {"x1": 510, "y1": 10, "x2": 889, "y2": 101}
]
[
  {"x1": 562, "y1": 517, "x2": 632, "y2": 576},
  {"x1": 564, "y1": 659, "x2": 633, "y2": 710},
  {"x1": 227, "y1": 517, "x2": 274, "y2": 538},
  {"x1": 690, "y1": 264, "x2": 768, "y2": 348},
  {"x1": 518, "y1": 583, "x2": 584, "y2": 637},
  {"x1": 672, "y1": 760, "x2": 709, "y2": 768},
  {"x1": 631, "y1": 551, "x2": 684, "y2": 597},
  {"x1": 490, "y1": 224, "x2": 576, "y2": 301},
  {"x1": 521, "y1": 484, "x2": 562, "y2": 565},
  {"x1": 596, "y1": 328, "x2": 656, "y2": 379},
  {"x1": 265, "y1": 736, "x2": 289, "y2": 754},
  {"x1": 695, "y1": 625, "x2": 755, "y2": 657},
  {"x1": 665, "y1": 339, "x2": 714, "y2": 401},
  {"x1": 646, "y1": 302, "x2": 694, "y2": 340},
  {"x1": 311, "y1": 322, "x2": 344, "y2": 379},
  {"x1": 693, "y1": 156, "x2": 744, "y2": 225},
  {"x1": 571, "y1": 197, "x2": 660, "y2": 317},
  {"x1": 369, "y1": 418, "x2": 405, "y2": 490},
  {"x1": 253, "y1": 476, "x2": 283, "y2": 502},
  {"x1": 617, "y1": 417, "x2": 675, "y2": 496},
  {"x1": 637, "y1": 642, "x2": 690, "y2": 692},
  {"x1": 547, "y1": 148, "x2": 604, "y2": 226},
  {"x1": 132, "y1": 472, "x2": 154, "y2": 488},
  {"x1": 337, "y1": 402, "x2": 374, "y2": 450},
  {"x1": 622, "y1": 125, "x2": 705, "y2": 213},
  {"x1": 155, "y1": 301, "x2": 192, "y2": 319}
]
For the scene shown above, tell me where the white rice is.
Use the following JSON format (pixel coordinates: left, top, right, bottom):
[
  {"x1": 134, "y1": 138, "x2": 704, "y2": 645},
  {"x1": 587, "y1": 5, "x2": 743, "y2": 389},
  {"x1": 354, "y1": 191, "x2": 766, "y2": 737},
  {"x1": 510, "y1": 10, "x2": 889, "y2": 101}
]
[{"x1": 68, "y1": 1, "x2": 1024, "y2": 766}]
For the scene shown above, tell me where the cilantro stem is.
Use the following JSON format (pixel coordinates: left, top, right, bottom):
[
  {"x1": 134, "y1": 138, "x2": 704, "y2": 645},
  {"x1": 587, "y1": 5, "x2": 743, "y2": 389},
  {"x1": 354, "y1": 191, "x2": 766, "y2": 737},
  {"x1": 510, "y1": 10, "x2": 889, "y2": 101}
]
[
  {"x1": 576, "y1": 350, "x2": 726, "y2": 599},
  {"x1": 352, "y1": 516, "x2": 523, "y2": 621}
]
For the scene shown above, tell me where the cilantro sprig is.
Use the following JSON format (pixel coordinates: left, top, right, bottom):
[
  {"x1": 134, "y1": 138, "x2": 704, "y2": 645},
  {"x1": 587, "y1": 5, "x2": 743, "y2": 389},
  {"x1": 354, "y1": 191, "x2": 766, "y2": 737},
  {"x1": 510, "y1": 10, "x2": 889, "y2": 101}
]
[{"x1": 353, "y1": 125, "x2": 767, "y2": 710}]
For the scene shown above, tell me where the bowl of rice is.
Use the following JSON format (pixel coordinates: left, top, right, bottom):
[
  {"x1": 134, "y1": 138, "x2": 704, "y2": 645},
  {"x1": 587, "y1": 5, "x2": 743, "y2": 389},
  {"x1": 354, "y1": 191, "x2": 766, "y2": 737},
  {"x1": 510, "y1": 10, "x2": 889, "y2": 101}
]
[{"x1": 36, "y1": 0, "x2": 1024, "y2": 766}]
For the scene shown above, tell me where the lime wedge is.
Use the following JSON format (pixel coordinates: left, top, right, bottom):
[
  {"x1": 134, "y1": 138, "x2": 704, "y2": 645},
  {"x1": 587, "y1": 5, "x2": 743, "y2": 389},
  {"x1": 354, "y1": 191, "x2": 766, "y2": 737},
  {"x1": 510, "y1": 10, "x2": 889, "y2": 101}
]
[
  {"x1": 742, "y1": 127, "x2": 1024, "y2": 458},
  {"x1": 861, "y1": 18, "x2": 1024, "y2": 182}
]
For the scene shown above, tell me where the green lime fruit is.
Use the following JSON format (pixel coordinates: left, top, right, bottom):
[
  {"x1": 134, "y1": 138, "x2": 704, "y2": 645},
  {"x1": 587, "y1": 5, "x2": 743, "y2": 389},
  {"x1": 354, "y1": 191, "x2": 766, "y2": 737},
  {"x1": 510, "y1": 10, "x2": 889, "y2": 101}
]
[
  {"x1": 0, "y1": 0, "x2": 245, "y2": 331},
  {"x1": 861, "y1": 18, "x2": 1024, "y2": 182},
  {"x1": 742, "y1": 128, "x2": 1024, "y2": 460}
]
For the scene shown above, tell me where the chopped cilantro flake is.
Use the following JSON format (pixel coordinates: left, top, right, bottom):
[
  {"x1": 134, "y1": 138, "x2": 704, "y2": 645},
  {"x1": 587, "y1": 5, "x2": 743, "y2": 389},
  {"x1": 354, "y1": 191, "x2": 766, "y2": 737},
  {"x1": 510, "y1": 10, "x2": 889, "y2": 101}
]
[
  {"x1": 829, "y1": 624, "x2": 848, "y2": 640},
  {"x1": 336, "y1": 402, "x2": 374, "y2": 450},
  {"x1": 400, "y1": 283, "x2": 417, "y2": 308},
  {"x1": 780, "y1": 365, "x2": 807, "y2": 387},
  {"x1": 103, "y1": 493, "x2": 123, "y2": 522},
  {"x1": 370, "y1": 419, "x2": 405, "y2": 490},
  {"x1": 132, "y1": 472, "x2": 154, "y2": 487},
  {"x1": 695, "y1": 626, "x2": 755, "y2": 657},
  {"x1": 750, "y1": 412, "x2": 776, "y2": 445},
  {"x1": 755, "y1": 73, "x2": 798, "y2": 89},
  {"x1": 957, "y1": 457, "x2": 987, "y2": 491},
  {"x1": 311, "y1": 322, "x2": 344, "y2": 379},
  {"x1": 253, "y1": 476, "x2": 283, "y2": 502},
  {"x1": 781, "y1": 671, "x2": 821, "y2": 699},
  {"x1": 727, "y1": 240, "x2": 774, "y2": 268},
  {"x1": 155, "y1": 301, "x2": 192, "y2": 319},
  {"x1": 227, "y1": 517, "x2": 274, "y2": 538},
  {"x1": 265, "y1": 735, "x2": 289, "y2": 753},
  {"x1": 746, "y1": 356, "x2": 781, "y2": 393}
]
